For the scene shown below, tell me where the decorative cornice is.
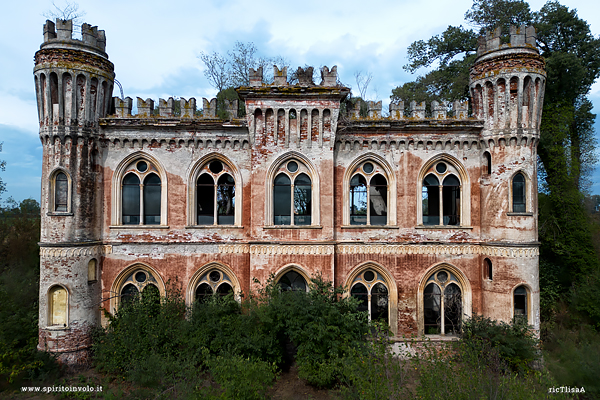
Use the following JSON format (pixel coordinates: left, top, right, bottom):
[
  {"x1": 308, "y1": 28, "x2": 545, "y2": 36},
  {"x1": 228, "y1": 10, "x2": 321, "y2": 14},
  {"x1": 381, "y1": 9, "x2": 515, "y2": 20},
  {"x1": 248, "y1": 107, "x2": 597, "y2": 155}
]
[
  {"x1": 219, "y1": 244, "x2": 335, "y2": 255},
  {"x1": 336, "y1": 244, "x2": 538, "y2": 258},
  {"x1": 40, "y1": 245, "x2": 112, "y2": 258}
]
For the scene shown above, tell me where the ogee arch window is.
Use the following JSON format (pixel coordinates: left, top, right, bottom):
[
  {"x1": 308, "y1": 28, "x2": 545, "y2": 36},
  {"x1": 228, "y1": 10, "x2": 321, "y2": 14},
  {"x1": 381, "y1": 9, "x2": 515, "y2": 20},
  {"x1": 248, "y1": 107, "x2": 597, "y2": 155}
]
[{"x1": 423, "y1": 270, "x2": 463, "y2": 335}]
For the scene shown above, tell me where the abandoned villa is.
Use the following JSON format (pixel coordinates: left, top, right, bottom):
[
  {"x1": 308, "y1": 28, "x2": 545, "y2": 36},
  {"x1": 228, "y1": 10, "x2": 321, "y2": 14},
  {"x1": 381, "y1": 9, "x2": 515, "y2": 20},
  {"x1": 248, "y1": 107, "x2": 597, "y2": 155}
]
[{"x1": 34, "y1": 18, "x2": 544, "y2": 365}]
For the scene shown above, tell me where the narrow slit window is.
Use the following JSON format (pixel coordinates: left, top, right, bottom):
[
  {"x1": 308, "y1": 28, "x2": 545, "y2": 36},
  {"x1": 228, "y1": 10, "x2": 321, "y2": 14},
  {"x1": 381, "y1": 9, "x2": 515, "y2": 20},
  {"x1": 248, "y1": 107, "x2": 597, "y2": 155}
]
[{"x1": 54, "y1": 172, "x2": 68, "y2": 212}]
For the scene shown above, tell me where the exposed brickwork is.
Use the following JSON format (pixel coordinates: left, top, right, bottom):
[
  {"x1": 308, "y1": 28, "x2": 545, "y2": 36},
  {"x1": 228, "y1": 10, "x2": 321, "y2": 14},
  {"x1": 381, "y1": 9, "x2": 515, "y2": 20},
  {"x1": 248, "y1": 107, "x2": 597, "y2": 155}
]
[{"x1": 35, "y1": 21, "x2": 544, "y2": 365}]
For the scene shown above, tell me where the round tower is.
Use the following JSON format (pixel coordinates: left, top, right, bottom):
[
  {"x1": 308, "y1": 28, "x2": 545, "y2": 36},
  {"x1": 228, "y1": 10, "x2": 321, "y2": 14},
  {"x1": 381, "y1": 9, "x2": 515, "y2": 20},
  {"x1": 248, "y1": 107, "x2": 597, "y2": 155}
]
[
  {"x1": 34, "y1": 19, "x2": 114, "y2": 366},
  {"x1": 470, "y1": 26, "x2": 545, "y2": 330}
]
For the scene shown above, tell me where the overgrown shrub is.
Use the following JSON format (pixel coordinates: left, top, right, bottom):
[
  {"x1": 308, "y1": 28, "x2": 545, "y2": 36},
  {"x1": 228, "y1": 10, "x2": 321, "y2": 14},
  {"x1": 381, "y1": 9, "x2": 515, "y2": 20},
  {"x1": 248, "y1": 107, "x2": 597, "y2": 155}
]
[{"x1": 460, "y1": 314, "x2": 539, "y2": 373}]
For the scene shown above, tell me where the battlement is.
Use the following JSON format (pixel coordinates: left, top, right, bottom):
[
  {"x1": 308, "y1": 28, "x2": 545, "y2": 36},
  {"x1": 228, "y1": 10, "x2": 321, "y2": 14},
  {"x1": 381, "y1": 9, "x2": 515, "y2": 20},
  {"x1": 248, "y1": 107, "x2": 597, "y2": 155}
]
[
  {"x1": 110, "y1": 96, "x2": 238, "y2": 120},
  {"x1": 476, "y1": 25, "x2": 537, "y2": 56},
  {"x1": 42, "y1": 19, "x2": 107, "y2": 54},
  {"x1": 247, "y1": 65, "x2": 340, "y2": 87},
  {"x1": 349, "y1": 99, "x2": 470, "y2": 121}
]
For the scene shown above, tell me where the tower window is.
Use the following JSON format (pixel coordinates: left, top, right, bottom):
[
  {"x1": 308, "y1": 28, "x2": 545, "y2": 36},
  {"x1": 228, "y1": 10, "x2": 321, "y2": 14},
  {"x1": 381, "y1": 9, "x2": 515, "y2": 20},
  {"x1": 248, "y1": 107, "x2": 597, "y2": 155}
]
[
  {"x1": 514, "y1": 286, "x2": 528, "y2": 323},
  {"x1": 48, "y1": 285, "x2": 68, "y2": 327},
  {"x1": 54, "y1": 172, "x2": 68, "y2": 212},
  {"x1": 512, "y1": 173, "x2": 526, "y2": 212}
]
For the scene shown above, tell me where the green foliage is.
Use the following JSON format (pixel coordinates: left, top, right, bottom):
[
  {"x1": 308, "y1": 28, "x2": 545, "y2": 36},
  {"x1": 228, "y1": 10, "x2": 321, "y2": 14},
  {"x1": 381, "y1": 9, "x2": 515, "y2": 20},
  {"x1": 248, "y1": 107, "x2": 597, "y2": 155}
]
[
  {"x1": 201, "y1": 355, "x2": 277, "y2": 400},
  {"x1": 414, "y1": 340, "x2": 554, "y2": 400},
  {"x1": 460, "y1": 315, "x2": 539, "y2": 373},
  {"x1": 0, "y1": 199, "x2": 58, "y2": 386}
]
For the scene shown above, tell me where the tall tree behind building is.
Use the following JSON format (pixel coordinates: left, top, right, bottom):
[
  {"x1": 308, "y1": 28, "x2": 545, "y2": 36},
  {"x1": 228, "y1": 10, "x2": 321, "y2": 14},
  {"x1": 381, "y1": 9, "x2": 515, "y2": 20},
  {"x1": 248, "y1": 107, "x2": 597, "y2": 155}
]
[{"x1": 394, "y1": 0, "x2": 600, "y2": 321}]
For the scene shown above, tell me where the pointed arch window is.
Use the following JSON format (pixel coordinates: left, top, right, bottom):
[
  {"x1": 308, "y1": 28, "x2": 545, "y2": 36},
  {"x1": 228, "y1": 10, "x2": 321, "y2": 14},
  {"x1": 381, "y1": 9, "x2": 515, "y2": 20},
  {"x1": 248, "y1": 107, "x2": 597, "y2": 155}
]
[
  {"x1": 421, "y1": 161, "x2": 462, "y2": 226},
  {"x1": 196, "y1": 160, "x2": 236, "y2": 225},
  {"x1": 512, "y1": 173, "x2": 526, "y2": 212},
  {"x1": 273, "y1": 160, "x2": 312, "y2": 226},
  {"x1": 119, "y1": 268, "x2": 161, "y2": 306},
  {"x1": 350, "y1": 269, "x2": 389, "y2": 323},
  {"x1": 278, "y1": 270, "x2": 308, "y2": 291},
  {"x1": 120, "y1": 159, "x2": 162, "y2": 225},
  {"x1": 194, "y1": 268, "x2": 234, "y2": 302},
  {"x1": 513, "y1": 285, "x2": 529, "y2": 323},
  {"x1": 349, "y1": 161, "x2": 388, "y2": 226},
  {"x1": 423, "y1": 270, "x2": 463, "y2": 335}
]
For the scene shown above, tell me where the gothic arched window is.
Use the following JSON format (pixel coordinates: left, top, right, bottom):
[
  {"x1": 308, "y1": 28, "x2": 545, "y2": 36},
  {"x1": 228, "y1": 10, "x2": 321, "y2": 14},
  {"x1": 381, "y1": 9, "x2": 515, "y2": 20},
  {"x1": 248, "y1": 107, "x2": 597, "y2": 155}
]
[
  {"x1": 423, "y1": 270, "x2": 463, "y2": 335},
  {"x1": 278, "y1": 269, "x2": 308, "y2": 292},
  {"x1": 512, "y1": 172, "x2": 526, "y2": 212},
  {"x1": 273, "y1": 160, "x2": 312, "y2": 226},
  {"x1": 350, "y1": 269, "x2": 389, "y2": 323},
  {"x1": 119, "y1": 268, "x2": 161, "y2": 306},
  {"x1": 194, "y1": 268, "x2": 234, "y2": 302},
  {"x1": 513, "y1": 285, "x2": 529, "y2": 323},
  {"x1": 121, "y1": 159, "x2": 162, "y2": 225},
  {"x1": 349, "y1": 161, "x2": 388, "y2": 226},
  {"x1": 421, "y1": 161, "x2": 462, "y2": 226},
  {"x1": 49, "y1": 169, "x2": 71, "y2": 214},
  {"x1": 196, "y1": 160, "x2": 236, "y2": 225}
]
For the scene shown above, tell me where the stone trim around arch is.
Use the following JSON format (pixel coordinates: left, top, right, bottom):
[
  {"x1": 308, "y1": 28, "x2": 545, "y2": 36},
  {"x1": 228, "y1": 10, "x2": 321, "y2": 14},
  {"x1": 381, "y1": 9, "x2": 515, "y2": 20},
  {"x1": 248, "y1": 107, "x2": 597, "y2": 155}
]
[
  {"x1": 186, "y1": 261, "x2": 242, "y2": 306},
  {"x1": 416, "y1": 262, "x2": 472, "y2": 336},
  {"x1": 48, "y1": 167, "x2": 73, "y2": 215},
  {"x1": 343, "y1": 261, "x2": 398, "y2": 336},
  {"x1": 265, "y1": 151, "x2": 321, "y2": 226},
  {"x1": 416, "y1": 154, "x2": 471, "y2": 227},
  {"x1": 273, "y1": 264, "x2": 311, "y2": 291},
  {"x1": 342, "y1": 152, "x2": 397, "y2": 226},
  {"x1": 110, "y1": 151, "x2": 168, "y2": 226},
  {"x1": 109, "y1": 262, "x2": 166, "y2": 313},
  {"x1": 187, "y1": 153, "x2": 243, "y2": 227}
]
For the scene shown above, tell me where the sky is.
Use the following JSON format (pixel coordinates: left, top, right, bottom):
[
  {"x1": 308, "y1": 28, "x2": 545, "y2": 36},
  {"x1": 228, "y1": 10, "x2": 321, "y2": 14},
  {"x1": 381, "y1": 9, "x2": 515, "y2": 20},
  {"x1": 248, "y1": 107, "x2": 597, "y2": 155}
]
[{"x1": 1, "y1": 0, "x2": 600, "y2": 203}]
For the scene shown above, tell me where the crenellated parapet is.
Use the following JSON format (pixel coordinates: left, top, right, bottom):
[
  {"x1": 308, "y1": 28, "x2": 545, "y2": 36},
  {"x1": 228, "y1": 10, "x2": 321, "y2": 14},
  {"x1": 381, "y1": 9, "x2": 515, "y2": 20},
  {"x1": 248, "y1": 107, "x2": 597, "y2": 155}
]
[{"x1": 107, "y1": 96, "x2": 239, "y2": 120}]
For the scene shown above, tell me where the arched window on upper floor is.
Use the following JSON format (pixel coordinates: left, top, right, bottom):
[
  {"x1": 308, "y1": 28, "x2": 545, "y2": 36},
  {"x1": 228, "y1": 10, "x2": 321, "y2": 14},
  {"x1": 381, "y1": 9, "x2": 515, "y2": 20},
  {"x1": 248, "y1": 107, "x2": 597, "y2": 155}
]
[
  {"x1": 344, "y1": 156, "x2": 396, "y2": 227},
  {"x1": 512, "y1": 172, "x2": 526, "y2": 213},
  {"x1": 112, "y1": 154, "x2": 167, "y2": 227},
  {"x1": 273, "y1": 160, "x2": 312, "y2": 226},
  {"x1": 197, "y1": 160, "x2": 236, "y2": 225},
  {"x1": 49, "y1": 169, "x2": 72, "y2": 214},
  {"x1": 419, "y1": 157, "x2": 469, "y2": 227}
]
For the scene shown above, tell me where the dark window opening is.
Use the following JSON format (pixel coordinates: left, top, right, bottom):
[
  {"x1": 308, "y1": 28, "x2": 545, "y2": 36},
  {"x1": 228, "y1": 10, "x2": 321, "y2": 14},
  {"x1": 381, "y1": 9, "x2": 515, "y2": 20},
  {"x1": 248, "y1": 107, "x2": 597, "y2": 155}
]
[
  {"x1": 54, "y1": 172, "x2": 68, "y2": 212},
  {"x1": 422, "y1": 174, "x2": 440, "y2": 225},
  {"x1": 279, "y1": 270, "x2": 307, "y2": 291},
  {"x1": 512, "y1": 173, "x2": 526, "y2": 212},
  {"x1": 122, "y1": 173, "x2": 141, "y2": 225},
  {"x1": 350, "y1": 175, "x2": 367, "y2": 225}
]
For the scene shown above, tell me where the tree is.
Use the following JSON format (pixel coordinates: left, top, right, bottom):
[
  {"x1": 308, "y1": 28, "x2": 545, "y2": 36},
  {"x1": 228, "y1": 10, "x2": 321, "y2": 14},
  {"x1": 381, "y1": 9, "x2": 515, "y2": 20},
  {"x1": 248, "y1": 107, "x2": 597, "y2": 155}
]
[
  {"x1": 395, "y1": 0, "x2": 600, "y2": 321},
  {"x1": 42, "y1": 1, "x2": 86, "y2": 33},
  {"x1": 199, "y1": 51, "x2": 231, "y2": 93},
  {"x1": 354, "y1": 71, "x2": 373, "y2": 100},
  {"x1": 0, "y1": 143, "x2": 5, "y2": 202}
]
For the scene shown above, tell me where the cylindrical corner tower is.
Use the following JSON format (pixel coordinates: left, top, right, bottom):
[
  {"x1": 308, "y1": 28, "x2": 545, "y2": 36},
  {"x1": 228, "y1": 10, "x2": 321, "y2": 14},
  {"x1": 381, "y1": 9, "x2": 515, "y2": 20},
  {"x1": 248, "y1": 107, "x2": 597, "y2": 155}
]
[
  {"x1": 34, "y1": 18, "x2": 114, "y2": 366},
  {"x1": 470, "y1": 25, "x2": 545, "y2": 330}
]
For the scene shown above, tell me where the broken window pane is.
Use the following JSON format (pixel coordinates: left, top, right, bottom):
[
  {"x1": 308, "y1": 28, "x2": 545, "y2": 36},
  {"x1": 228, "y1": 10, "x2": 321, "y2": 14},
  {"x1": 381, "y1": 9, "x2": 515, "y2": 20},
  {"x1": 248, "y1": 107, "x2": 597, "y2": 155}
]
[
  {"x1": 294, "y1": 173, "x2": 311, "y2": 225},
  {"x1": 197, "y1": 174, "x2": 215, "y2": 225},
  {"x1": 350, "y1": 175, "x2": 367, "y2": 225},
  {"x1": 217, "y1": 174, "x2": 235, "y2": 225},
  {"x1": 370, "y1": 174, "x2": 387, "y2": 225},
  {"x1": 422, "y1": 174, "x2": 439, "y2": 225},
  {"x1": 424, "y1": 283, "x2": 441, "y2": 334}
]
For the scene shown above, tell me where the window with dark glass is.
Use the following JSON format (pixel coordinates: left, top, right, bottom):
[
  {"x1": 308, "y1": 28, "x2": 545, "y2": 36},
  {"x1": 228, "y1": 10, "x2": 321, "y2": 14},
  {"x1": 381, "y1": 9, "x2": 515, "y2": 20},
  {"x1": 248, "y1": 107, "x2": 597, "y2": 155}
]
[
  {"x1": 423, "y1": 270, "x2": 462, "y2": 335},
  {"x1": 484, "y1": 152, "x2": 492, "y2": 175},
  {"x1": 350, "y1": 175, "x2": 367, "y2": 225},
  {"x1": 278, "y1": 270, "x2": 307, "y2": 291},
  {"x1": 350, "y1": 269, "x2": 389, "y2": 323},
  {"x1": 54, "y1": 172, "x2": 68, "y2": 212},
  {"x1": 196, "y1": 160, "x2": 236, "y2": 225},
  {"x1": 194, "y1": 268, "x2": 234, "y2": 302},
  {"x1": 119, "y1": 268, "x2": 159, "y2": 307},
  {"x1": 512, "y1": 173, "x2": 526, "y2": 212},
  {"x1": 122, "y1": 173, "x2": 141, "y2": 225},
  {"x1": 514, "y1": 286, "x2": 527, "y2": 322},
  {"x1": 273, "y1": 161, "x2": 312, "y2": 226},
  {"x1": 421, "y1": 161, "x2": 461, "y2": 226},
  {"x1": 484, "y1": 258, "x2": 493, "y2": 280},
  {"x1": 143, "y1": 174, "x2": 161, "y2": 225}
]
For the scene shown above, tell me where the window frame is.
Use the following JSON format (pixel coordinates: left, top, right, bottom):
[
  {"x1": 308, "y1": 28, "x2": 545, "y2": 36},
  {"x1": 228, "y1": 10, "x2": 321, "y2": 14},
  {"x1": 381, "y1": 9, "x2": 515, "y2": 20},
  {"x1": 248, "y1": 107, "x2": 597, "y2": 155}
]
[
  {"x1": 110, "y1": 263, "x2": 166, "y2": 312},
  {"x1": 343, "y1": 154, "x2": 397, "y2": 227},
  {"x1": 48, "y1": 168, "x2": 72, "y2": 215},
  {"x1": 265, "y1": 152, "x2": 320, "y2": 227},
  {"x1": 187, "y1": 262, "x2": 241, "y2": 306},
  {"x1": 111, "y1": 153, "x2": 168, "y2": 227},
  {"x1": 509, "y1": 171, "x2": 529, "y2": 214},
  {"x1": 344, "y1": 262, "x2": 398, "y2": 336},
  {"x1": 188, "y1": 153, "x2": 243, "y2": 227},
  {"x1": 274, "y1": 264, "x2": 310, "y2": 292},
  {"x1": 512, "y1": 284, "x2": 531, "y2": 324},
  {"x1": 417, "y1": 155, "x2": 471, "y2": 228},
  {"x1": 47, "y1": 284, "x2": 69, "y2": 328},
  {"x1": 417, "y1": 263, "x2": 472, "y2": 336}
]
